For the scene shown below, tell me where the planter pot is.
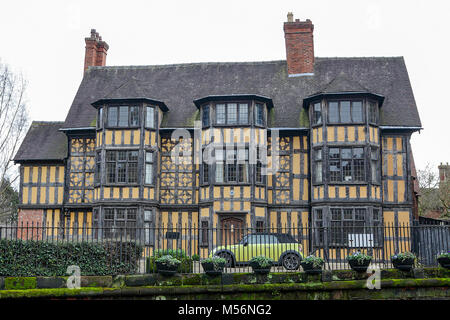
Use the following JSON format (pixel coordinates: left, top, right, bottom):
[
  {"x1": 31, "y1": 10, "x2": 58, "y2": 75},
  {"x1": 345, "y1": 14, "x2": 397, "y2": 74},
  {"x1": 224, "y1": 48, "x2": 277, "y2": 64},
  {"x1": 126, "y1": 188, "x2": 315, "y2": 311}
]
[
  {"x1": 348, "y1": 259, "x2": 372, "y2": 273},
  {"x1": 301, "y1": 262, "x2": 323, "y2": 274},
  {"x1": 437, "y1": 256, "x2": 450, "y2": 269},
  {"x1": 250, "y1": 262, "x2": 272, "y2": 275},
  {"x1": 201, "y1": 261, "x2": 225, "y2": 276},
  {"x1": 156, "y1": 262, "x2": 179, "y2": 276},
  {"x1": 392, "y1": 258, "x2": 415, "y2": 272}
]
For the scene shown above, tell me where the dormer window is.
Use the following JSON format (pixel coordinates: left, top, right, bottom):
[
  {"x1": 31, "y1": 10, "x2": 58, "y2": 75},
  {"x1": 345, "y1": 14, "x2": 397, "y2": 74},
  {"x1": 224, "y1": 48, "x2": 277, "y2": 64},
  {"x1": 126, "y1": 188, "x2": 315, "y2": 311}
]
[
  {"x1": 215, "y1": 103, "x2": 249, "y2": 125},
  {"x1": 107, "y1": 105, "x2": 140, "y2": 128},
  {"x1": 328, "y1": 100, "x2": 363, "y2": 124}
]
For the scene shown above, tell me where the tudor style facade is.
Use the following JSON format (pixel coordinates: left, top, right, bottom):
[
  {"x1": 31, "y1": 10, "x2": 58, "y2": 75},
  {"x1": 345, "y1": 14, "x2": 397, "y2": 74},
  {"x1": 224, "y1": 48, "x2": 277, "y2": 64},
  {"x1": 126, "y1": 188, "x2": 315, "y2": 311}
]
[{"x1": 14, "y1": 15, "x2": 422, "y2": 250}]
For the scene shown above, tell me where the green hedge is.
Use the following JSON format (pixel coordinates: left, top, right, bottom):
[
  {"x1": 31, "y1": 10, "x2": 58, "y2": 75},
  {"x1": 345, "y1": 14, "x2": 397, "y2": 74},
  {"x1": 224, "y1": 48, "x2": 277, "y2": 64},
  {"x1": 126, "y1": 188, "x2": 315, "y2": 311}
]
[
  {"x1": 145, "y1": 249, "x2": 193, "y2": 273},
  {"x1": 0, "y1": 239, "x2": 143, "y2": 277}
]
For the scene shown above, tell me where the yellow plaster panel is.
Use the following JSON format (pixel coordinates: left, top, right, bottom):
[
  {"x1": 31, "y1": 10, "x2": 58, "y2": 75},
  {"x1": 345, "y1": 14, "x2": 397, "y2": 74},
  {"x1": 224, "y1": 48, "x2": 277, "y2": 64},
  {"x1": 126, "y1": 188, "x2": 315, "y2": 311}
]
[
  {"x1": 328, "y1": 186, "x2": 336, "y2": 198},
  {"x1": 339, "y1": 186, "x2": 346, "y2": 198},
  {"x1": 22, "y1": 187, "x2": 29, "y2": 203},
  {"x1": 23, "y1": 166, "x2": 30, "y2": 183},
  {"x1": 243, "y1": 128, "x2": 250, "y2": 143},
  {"x1": 293, "y1": 179, "x2": 300, "y2": 200},
  {"x1": 201, "y1": 207, "x2": 209, "y2": 217},
  {"x1": 337, "y1": 127, "x2": 345, "y2": 142},
  {"x1": 398, "y1": 180, "x2": 405, "y2": 202},
  {"x1": 123, "y1": 130, "x2": 131, "y2": 145},
  {"x1": 31, "y1": 187, "x2": 37, "y2": 203},
  {"x1": 214, "y1": 187, "x2": 221, "y2": 199},
  {"x1": 397, "y1": 154, "x2": 403, "y2": 176},
  {"x1": 318, "y1": 127, "x2": 323, "y2": 143},
  {"x1": 255, "y1": 207, "x2": 265, "y2": 217},
  {"x1": 32, "y1": 167, "x2": 38, "y2": 183},
  {"x1": 303, "y1": 179, "x2": 308, "y2": 201},
  {"x1": 57, "y1": 187, "x2": 63, "y2": 203},
  {"x1": 349, "y1": 186, "x2": 357, "y2": 198},
  {"x1": 214, "y1": 201, "x2": 220, "y2": 211},
  {"x1": 243, "y1": 201, "x2": 250, "y2": 211},
  {"x1": 303, "y1": 153, "x2": 308, "y2": 174},
  {"x1": 243, "y1": 187, "x2": 250, "y2": 198},
  {"x1": 396, "y1": 137, "x2": 402, "y2": 151},
  {"x1": 387, "y1": 154, "x2": 394, "y2": 176},
  {"x1": 358, "y1": 126, "x2": 365, "y2": 141},
  {"x1": 360, "y1": 186, "x2": 367, "y2": 198},
  {"x1": 49, "y1": 167, "x2": 56, "y2": 183},
  {"x1": 131, "y1": 188, "x2": 138, "y2": 199},
  {"x1": 58, "y1": 167, "x2": 64, "y2": 183},
  {"x1": 293, "y1": 136, "x2": 300, "y2": 150},
  {"x1": 123, "y1": 188, "x2": 129, "y2": 199},
  {"x1": 104, "y1": 187, "x2": 110, "y2": 199},
  {"x1": 223, "y1": 187, "x2": 230, "y2": 198},
  {"x1": 383, "y1": 211, "x2": 395, "y2": 224},
  {"x1": 327, "y1": 127, "x2": 335, "y2": 142},
  {"x1": 347, "y1": 127, "x2": 355, "y2": 142},
  {"x1": 113, "y1": 188, "x2": 120, "y2": 198},
  {"x1": 312, "y1": 128, "x2": 317, "y2": 144},
  {"x1": 398, "y1": 211, "x2": 410, "y2": 225},
  {"x1": 388, "y1": 180, "x2": 394, "y2": 201},
  {"x1": 223, "y1": 201, "x2": 230, "y2": 211},
  {"x1": 40, "y1": 187, "x2": 46, "y2": 204},
  {"x1": 293, "y1": 154, "x2": 300, "y2": 174},
  {"x1": 319, "y1": 186, "x2": 324, "y2": 199},
  {"x1": 105, "y1": 131, "x2": 112, "y2": 145},
  {"x1": 41, "y1": 167, "x2": 47, "y2": 184},
  {"x1": 48, "y1": 187, "x2": 55, "y2": 203},
  {"x1": 115, "y1": 131, "x2": 122, "y2": 145},
  {"x1": 133, "y1": 130, "x2": 140, "y2": 145}
]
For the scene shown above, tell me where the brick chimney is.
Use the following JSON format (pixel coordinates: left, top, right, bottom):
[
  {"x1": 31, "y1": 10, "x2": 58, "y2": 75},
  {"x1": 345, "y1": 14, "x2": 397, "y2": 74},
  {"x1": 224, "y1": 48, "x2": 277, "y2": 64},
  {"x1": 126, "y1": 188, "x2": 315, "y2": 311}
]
[
  {"x1": 283, "y1": 13, "x2": 314, "y2": 76},
  {"x1": 84, "y1": 29, "x2": 109, "y2": 73}
]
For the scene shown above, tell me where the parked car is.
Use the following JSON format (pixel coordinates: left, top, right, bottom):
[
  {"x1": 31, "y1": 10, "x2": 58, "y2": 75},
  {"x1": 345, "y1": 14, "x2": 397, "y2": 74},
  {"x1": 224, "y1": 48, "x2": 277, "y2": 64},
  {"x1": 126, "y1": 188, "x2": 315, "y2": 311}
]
[{"x1": 210, "y1": 233, "x2": 303, "y2": 270}]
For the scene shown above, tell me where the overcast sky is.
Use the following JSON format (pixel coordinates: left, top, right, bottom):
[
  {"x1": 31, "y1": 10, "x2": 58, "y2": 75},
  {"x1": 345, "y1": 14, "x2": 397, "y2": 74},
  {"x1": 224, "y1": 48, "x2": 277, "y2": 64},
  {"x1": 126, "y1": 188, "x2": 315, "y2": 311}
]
[{"x1": 1, "y1": 0, "x2": 449, "y2": 173}]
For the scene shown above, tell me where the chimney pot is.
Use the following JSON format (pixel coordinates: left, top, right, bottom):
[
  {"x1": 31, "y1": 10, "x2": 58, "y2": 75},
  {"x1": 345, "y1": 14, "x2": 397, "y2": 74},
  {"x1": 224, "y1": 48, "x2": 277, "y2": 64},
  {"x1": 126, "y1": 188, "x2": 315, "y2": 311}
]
[{"x1": 287, "y1": 12, "x2": 293, "y2": 22}]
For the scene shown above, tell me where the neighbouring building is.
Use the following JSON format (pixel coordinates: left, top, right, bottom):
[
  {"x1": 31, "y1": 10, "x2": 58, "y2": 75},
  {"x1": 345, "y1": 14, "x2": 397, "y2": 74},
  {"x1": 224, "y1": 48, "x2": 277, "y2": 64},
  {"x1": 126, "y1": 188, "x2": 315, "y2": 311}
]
[{"x1": 13, "y1": 14, "x2": 422, "y2": 255}]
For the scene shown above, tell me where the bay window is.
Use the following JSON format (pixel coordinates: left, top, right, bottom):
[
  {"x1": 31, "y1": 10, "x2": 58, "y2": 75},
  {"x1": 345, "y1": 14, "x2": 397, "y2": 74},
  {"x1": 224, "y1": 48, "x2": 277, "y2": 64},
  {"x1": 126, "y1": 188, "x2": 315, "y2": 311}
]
[{"x1": 329, "y1": 147, "x2": 365, "y2": 182}]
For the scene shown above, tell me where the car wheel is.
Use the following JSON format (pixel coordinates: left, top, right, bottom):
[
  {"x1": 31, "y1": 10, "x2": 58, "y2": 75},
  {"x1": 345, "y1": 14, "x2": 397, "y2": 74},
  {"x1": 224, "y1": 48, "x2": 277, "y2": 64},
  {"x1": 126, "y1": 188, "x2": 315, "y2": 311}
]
[
  {"x1": 282, "y1": 253, "x2": 300, "y2": 270},
  {"x1": 217, "y1": 252, "x2": 233, "y2": 267}
]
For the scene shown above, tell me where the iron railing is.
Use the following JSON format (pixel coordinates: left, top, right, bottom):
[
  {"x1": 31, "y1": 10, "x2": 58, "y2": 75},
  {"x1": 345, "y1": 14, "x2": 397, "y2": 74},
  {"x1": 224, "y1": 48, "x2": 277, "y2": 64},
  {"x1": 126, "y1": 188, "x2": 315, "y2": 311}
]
[{"x1": 0, "y1": 221, "x2": 448, "y2": 275}]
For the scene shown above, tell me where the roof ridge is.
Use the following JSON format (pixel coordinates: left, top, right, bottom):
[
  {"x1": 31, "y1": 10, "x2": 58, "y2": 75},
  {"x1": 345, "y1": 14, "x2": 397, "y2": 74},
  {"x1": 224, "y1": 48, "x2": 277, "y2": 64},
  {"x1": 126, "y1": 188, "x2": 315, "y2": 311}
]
[{"x1": 86, "y1": 56, "x2": 404, "y2": 71}]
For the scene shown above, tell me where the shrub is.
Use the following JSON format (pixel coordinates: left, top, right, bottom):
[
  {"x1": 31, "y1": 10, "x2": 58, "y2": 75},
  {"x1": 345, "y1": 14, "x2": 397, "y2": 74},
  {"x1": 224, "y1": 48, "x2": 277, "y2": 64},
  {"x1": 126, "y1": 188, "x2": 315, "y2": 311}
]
[
  {"x1": 346, "y1": 251, "x2": 372, "y2": 263},
  {"x1": 0, "y1": 239, "x2": 142, "y2": 276},
  {"x1": 391, "y1": 252, "x2": 416, "y2": 263},
  {"x1": 146, "y1": 249, "x2": 193, "y2": 273},
  {"x1": 301, "y1": 255, "x2": 324, "y2": 269},
  {"x1": 437, "y1": 251, "x2": 450, "y2": 259},
  {"x1": 191, "y1": 254, "x2": 200, "y2": 261},
  {"x1": 201, "y1": 256, "x2": 226, "y2": 271},
  {"x1": 155, "y1": 255, "x2": 181, "y2": 268},
  {"x1": 249, "y1": 256, "x2": 273, "y2": 269}
]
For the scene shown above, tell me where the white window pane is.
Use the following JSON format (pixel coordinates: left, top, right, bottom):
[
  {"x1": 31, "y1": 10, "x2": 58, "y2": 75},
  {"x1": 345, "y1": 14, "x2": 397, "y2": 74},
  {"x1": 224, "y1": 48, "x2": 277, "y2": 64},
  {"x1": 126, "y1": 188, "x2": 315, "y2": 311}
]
[
  {"x1": 119, "y1": 106, "x2": 128, "y2": 126},
  {"x1": 227, "y1": 103, "x2": 237, "y2": 124},
  {"x1": 146, "y1": 107, "x2": 154, "y2": 128}
]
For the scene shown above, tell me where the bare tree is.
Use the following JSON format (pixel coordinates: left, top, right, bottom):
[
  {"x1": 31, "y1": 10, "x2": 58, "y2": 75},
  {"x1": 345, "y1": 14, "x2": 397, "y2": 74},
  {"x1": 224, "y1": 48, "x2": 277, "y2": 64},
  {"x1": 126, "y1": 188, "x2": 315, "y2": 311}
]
[{"x1": 0, "y1": 60, "x2": 29, "y2": 222}]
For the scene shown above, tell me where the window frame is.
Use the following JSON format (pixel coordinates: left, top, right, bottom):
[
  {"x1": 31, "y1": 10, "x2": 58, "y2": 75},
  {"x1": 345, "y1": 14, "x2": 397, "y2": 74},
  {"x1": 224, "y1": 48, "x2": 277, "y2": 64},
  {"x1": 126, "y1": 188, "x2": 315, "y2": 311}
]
[
  {"x1": 214, "y1": 146, "x2": 250, "y2": 184},
  {"x1": 145, "y1": 105, "x2": 156, "y2": 129},
  {"x1": 103, "y1": 207, "x2": 138, "y2": 239},
  {"x1": 106, "y1": 104, "x2": 141, "y2": 128},
  {"x1": 144, "y1": 150, "x2": 154, "y2": 185},
  {"x1": 328, "y1": 146, "x2": 366, "y2": 183},
  {"x1": 327, "y1": 100, "x2": 365, "y2": 124},
  {"x1": 105, "y1": 150, "x2": 140, "y2": 185},
  {"x1": 214, "y1": 102, "x2": 251, "y2": 126},
  {"x1": 255, "y1": 103, "x2": 266, "y2": 127},
  {"x1": 311, "y1": 101, "x2": 322, "y2": 126}
]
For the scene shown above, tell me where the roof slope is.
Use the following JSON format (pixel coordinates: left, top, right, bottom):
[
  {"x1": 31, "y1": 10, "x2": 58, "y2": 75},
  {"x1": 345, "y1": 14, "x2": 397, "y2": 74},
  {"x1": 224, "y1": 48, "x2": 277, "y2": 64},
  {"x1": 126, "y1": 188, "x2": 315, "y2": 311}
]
[
  {"x1": 14, "y1": 121, "x2": 67, "y2": 162},
  {"x1": 62, "y1": 57, "x2": 421, "y2": 129}
]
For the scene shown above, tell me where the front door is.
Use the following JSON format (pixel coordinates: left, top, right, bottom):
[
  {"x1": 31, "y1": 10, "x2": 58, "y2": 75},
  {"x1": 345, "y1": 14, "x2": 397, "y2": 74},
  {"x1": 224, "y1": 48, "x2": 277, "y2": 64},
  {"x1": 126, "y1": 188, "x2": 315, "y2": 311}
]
[{"x1": 221, "y1": 217, "x2": 244, "y2": 246}]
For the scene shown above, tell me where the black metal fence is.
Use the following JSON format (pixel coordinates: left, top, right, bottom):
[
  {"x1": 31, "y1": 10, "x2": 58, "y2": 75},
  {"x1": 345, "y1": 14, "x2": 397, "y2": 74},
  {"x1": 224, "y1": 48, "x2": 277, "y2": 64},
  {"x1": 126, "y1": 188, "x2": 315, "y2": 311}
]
[{"x1": 0, "y1": 221, "x2": 448, "y2": 275}]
